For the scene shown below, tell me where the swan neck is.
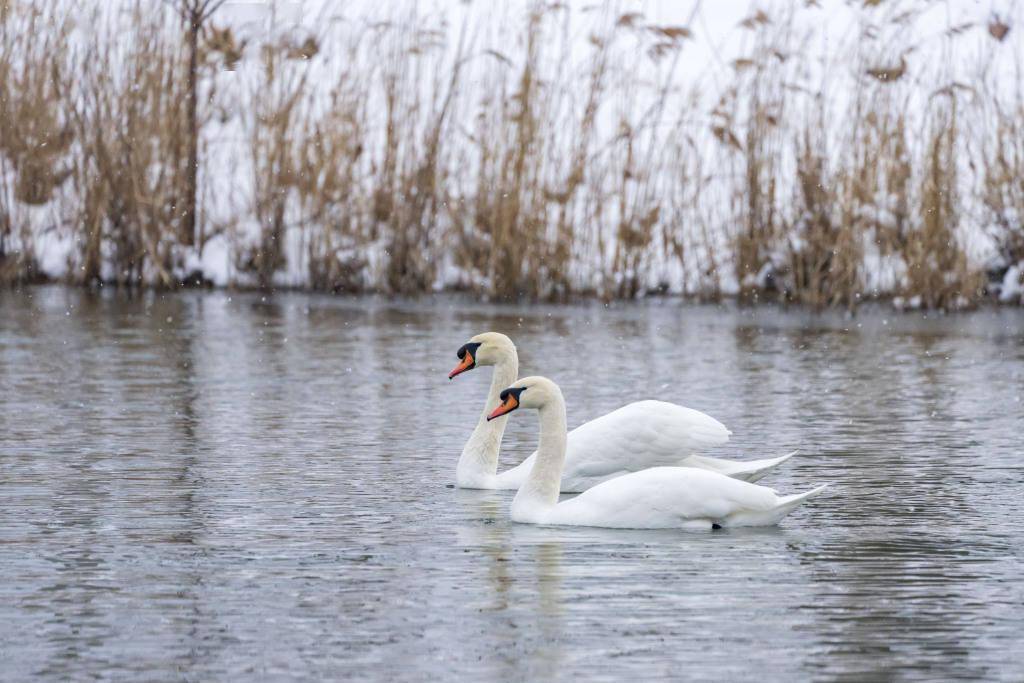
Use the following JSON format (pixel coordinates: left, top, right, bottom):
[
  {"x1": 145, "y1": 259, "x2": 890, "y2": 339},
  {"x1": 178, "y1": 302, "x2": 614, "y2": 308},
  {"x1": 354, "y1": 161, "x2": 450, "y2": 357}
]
[
  {"x1": 512, "y1": 394, "x2": 567, "y2": 513},
  {"x1": 455, "y1": 352, "x2": 518, "y2": 487}
]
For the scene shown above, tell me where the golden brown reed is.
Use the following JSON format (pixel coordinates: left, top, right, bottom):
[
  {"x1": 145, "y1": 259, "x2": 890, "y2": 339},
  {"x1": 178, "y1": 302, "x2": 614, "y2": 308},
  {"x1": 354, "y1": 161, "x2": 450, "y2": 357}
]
[{"x1": 0, "y1": 1, "x2": 1021, "y2": 310}]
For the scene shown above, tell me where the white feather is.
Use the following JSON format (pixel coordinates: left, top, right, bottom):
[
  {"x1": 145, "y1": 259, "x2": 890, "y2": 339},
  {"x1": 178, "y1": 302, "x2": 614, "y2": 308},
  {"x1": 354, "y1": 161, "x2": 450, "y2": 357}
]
[
  {"x1": 505, "y1": 376, "x2": 827, "y2": 530},
  {"x1": 454, "y1": 333, "x2": 796, "y2": 491}
]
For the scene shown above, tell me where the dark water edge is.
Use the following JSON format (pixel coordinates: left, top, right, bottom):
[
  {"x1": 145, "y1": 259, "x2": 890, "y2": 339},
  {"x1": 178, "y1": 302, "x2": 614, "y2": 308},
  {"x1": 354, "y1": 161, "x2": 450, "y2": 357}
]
[
  {"x1": 4, "y1": 274, "x2": 1023, "y2": 313},
  {"x1": 1, "y1": 285, "x2": 1023, "y2": 681}
]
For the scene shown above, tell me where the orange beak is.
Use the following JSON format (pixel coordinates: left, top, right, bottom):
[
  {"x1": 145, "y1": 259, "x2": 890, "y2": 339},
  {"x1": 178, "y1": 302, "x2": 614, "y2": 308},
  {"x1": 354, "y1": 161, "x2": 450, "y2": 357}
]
[
  {"x1": 487, "y1": 395, "x2": 518, "y2": 421},
  {"x1": 448, "y1": 352, "x2": 475, "y2": 380}
]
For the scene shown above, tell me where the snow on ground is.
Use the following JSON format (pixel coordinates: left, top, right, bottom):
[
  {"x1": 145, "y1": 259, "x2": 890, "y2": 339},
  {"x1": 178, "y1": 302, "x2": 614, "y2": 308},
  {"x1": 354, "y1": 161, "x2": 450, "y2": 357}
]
[{"x1": 5, "y1": 0, "x2": 1024, "y2": 299}]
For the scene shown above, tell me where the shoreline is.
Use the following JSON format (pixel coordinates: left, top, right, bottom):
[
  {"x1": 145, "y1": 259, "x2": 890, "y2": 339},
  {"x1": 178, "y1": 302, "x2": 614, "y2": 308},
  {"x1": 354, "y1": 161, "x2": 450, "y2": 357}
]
[{"x1": 7, "y1": 280, "x2": 1024, "y2": 319}]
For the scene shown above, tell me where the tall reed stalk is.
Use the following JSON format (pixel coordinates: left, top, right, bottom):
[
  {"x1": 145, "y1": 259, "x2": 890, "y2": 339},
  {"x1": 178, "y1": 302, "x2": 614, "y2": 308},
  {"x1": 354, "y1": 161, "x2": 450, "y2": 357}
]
[{"x1": 0, "y1": 0, "x2": 1021, "y2": 310}]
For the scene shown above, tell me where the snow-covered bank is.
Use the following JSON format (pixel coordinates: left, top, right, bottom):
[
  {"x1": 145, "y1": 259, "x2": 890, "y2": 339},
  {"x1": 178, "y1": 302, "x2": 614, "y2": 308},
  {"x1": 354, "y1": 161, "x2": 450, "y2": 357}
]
[{"x1": 1, "y1": 0, "x2": 1022, "y2": 308}]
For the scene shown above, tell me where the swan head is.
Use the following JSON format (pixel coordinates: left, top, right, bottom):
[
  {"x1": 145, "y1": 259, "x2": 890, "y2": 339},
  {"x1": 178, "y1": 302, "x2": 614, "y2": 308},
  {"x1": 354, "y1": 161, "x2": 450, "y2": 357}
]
[
  {"x1": 448, "y1": 332, "x2": 515, "y2": 379},
  {"x1": 486, "y1": 376, "x2": 559, "y2": 420}
]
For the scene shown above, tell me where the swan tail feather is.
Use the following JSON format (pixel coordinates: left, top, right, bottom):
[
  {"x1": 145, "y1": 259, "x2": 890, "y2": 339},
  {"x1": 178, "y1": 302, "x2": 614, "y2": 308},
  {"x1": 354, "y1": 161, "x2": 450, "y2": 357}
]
[
  {"x1": 684, "y1": 450, "x2": 798, "y2": 483},
  {"x1": 728, "y1": 450, "x2": 799, "y2": 482},
  {"x1": 725, "y1": 483, "x2": 829, "y2": 527}
]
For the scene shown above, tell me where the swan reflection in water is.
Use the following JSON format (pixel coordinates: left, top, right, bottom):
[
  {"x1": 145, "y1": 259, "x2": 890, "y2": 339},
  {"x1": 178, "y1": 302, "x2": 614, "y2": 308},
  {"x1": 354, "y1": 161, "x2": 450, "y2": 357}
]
[{"x1": 452, "y1": 488, "x2": 564, "y2": 679}]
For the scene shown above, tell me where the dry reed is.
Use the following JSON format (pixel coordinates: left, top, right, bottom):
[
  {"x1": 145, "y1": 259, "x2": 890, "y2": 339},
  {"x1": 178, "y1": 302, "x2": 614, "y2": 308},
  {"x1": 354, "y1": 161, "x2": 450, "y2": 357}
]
[{"x1": 0, "y1": 0, "x2": 1021, "y2": 310}]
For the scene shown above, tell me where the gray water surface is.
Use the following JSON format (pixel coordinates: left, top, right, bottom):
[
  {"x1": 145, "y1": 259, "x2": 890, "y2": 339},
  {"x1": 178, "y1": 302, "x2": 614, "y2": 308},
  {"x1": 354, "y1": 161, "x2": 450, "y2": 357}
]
[{"x1": 2, "y1": 287, "x2": 1023, "y2": 681}]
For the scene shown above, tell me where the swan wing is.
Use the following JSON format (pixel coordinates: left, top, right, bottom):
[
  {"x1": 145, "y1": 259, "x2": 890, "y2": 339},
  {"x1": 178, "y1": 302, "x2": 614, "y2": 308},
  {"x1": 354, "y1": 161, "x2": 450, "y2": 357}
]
[
  {"x1": 563, "y1": 400, "x2": 729, "y2": 477},
  {"x1": 494, "y1": 400, "x2": 731, "y2": 491},
  {"x1": 545, "y1": 467, "x2": 780, "y2": 529}
]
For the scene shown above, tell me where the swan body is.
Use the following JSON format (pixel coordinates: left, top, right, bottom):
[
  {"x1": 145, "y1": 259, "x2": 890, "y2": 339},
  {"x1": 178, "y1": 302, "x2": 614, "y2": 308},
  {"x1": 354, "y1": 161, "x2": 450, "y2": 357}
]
[
  {"x1": 494, "y1": 401, "x2": 797, "y2": 492},
  {"x1": 522, "y1": 467, "x2": 827, "y2": 529},
  {"x1": 493, "y1": 377, "x2": 826, "y2": 530},
  {"x1": 450, "y1": 332, "x2": 794, "y2": 492}
]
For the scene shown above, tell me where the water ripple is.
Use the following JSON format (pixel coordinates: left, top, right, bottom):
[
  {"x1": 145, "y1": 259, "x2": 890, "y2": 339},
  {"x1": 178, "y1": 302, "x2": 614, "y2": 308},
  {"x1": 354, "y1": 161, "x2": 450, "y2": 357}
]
[{"x1": 1, "y1": 287, "x2": 1022, "y2": 681}]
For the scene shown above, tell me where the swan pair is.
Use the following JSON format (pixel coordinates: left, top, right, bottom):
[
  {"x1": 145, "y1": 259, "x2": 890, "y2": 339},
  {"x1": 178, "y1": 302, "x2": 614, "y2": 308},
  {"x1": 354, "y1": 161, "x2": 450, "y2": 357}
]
[{"x1": 449, "y1": 332, "x2": 827, "y2": 530}]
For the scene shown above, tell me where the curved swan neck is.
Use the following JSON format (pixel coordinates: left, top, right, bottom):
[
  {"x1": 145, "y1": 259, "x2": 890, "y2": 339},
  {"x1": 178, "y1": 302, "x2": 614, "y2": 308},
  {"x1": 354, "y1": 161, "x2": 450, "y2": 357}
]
[
  {"x1": 511, "y1": 391, "x2": 567, "y2": 517},
  {"x1": 455, "y1": 352, "x2": 519, "y2": 487}
]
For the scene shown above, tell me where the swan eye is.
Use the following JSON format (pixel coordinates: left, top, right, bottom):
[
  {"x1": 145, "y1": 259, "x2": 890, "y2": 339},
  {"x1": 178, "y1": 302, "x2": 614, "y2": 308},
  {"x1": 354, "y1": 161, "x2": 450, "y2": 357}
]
[
  {"x1": 488, "y1": 386, "x2": 525, "y2": 421},
  {"x1": 457, "y1": 341, "x2": 481, "y2": 360},
  {"x1": 449, "y1": 342, "x2": 482, "y2": 379},
  {"x1": 498, "y1": 386, "x2": 526, "y2": 402}
]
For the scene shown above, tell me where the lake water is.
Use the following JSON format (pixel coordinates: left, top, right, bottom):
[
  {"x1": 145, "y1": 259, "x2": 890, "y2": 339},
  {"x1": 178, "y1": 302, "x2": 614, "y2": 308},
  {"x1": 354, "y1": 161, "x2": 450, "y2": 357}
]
[{"x1": 1, "y1": 286, "x2": 1023, "y2": 681}]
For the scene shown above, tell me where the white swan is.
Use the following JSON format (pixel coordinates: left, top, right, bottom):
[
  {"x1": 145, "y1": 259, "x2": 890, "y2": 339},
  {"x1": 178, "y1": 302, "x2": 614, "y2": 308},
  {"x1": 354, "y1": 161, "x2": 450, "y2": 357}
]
[
  {"x1": 448, "y1": 332, "x2": 795, "y2": 492},
  {"x1": 487, "y1": 376, "x2": 827, "y2": 529}
]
